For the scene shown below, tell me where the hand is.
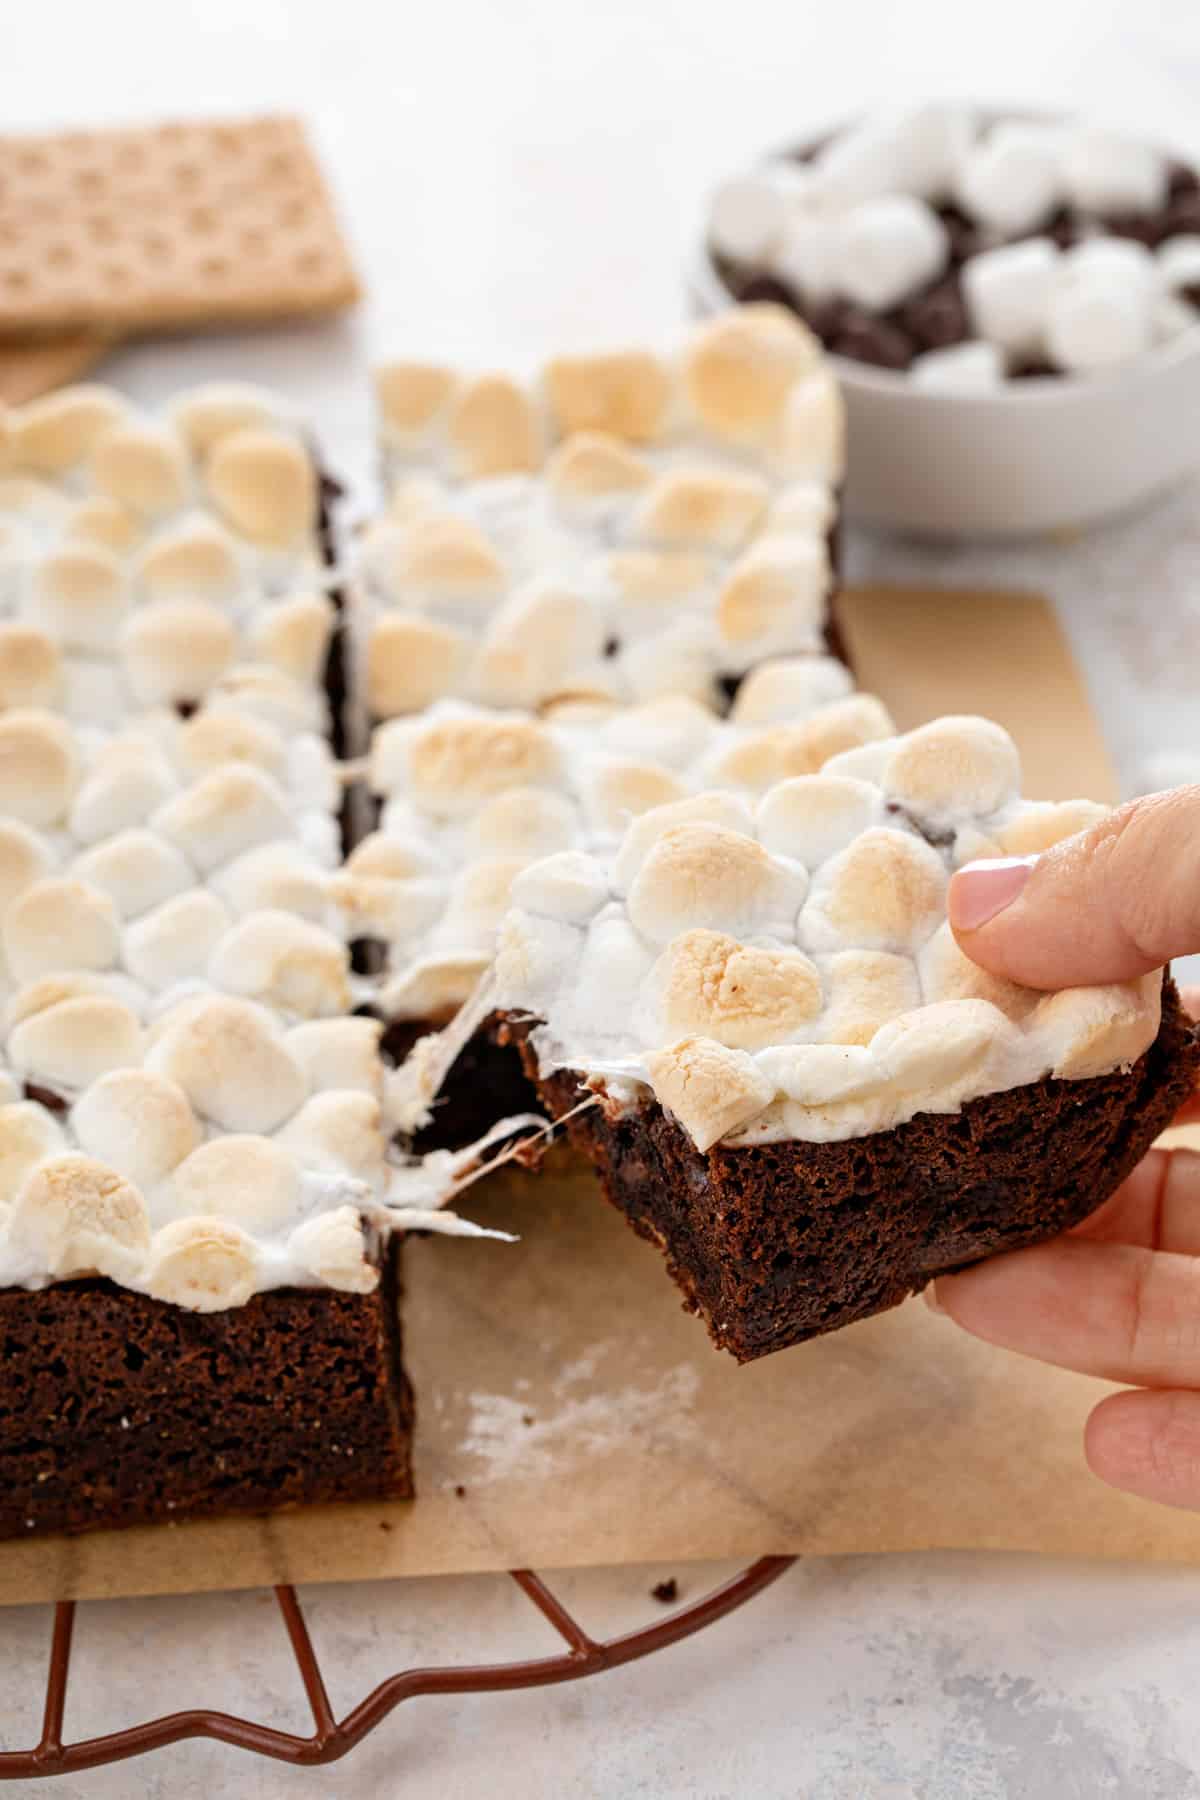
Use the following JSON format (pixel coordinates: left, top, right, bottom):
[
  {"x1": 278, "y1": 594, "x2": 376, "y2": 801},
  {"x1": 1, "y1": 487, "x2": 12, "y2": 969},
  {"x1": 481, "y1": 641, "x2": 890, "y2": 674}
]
[{"x1": 931, "y1": 787, "x2": 1200, "y2": 1509}]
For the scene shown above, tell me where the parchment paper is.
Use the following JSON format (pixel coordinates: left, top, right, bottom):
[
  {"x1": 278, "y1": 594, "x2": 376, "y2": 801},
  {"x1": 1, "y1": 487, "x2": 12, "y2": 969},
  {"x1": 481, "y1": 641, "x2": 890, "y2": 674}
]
[{"x1": 5, "y1": 586, "x2": 1198, "y2": 1608}]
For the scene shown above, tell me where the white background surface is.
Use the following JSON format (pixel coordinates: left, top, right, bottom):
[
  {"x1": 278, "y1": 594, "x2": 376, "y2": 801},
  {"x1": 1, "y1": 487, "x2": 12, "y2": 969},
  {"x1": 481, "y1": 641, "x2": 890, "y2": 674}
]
[{"x1": 3, "y1": 2, "x2": 1200, "y2": 1794}]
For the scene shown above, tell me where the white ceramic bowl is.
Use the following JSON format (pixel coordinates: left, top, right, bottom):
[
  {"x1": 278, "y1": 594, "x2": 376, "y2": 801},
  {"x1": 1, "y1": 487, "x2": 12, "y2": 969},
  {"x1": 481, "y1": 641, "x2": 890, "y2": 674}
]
[{"x1": 691, "y1": 179, "x2": 1200, "y2": 541}]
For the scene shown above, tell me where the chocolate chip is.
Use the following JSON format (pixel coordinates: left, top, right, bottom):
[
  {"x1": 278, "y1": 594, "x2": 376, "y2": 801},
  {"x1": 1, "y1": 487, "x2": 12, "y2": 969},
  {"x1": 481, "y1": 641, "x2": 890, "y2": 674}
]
[
  {"x1": 733, "y1": 272, "x2": 800, "y2": 312},
  {"x1": 651, "y1": 1578, "x2": 679, "y2": 1604},
  {"x1": 1046, "y1": 208, "x2": 1082, "y2": 251},
  {"x1": 1105, "y1": 212, "x2": 1163, "y2": 248},
  {"x1": 900, "y1": 276, "x2": 968, "y2": 351},
  {"x1": 1169, "y1": 161, "x2": 1200, "y2": 199},
  {"x1": 833, "y1": 310, "x2": 914, "y2": 370},
  {"x1": 23, "y1": 1083, "x2": 67, "y2": 1113},
  {"x1": 603, "y1": 635, "x2": 621, "y2": 660},
  {"x1": 1167, "y1": 193, "x2": 1200, "y2": 238},
  {"x1": 174, "y1": 699, "x2": 198, "y2": 719},
  {"x1": 935, "y1": 203, "x2": 979, "y2": 266}
]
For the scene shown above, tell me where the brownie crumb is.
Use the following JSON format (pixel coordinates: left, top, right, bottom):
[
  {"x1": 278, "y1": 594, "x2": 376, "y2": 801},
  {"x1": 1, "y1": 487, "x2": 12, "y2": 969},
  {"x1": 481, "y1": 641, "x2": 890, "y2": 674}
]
[
  {"x1": 454, "y1": 1483, "x2": 467, "y2": 1498},
  {"x1": 651, "y1": 1579, "x2": 678, "y2": 1604},
  {"x1": 521, "y1": 1412, "x2": 535, "y2": 1428}
]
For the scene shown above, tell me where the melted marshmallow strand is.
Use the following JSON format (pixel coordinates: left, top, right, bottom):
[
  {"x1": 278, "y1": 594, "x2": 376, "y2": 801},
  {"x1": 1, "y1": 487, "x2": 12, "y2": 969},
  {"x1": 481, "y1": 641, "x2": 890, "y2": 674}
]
[{"x1": 489, "y1": 715, "x2": 1160, "y2": 1152}]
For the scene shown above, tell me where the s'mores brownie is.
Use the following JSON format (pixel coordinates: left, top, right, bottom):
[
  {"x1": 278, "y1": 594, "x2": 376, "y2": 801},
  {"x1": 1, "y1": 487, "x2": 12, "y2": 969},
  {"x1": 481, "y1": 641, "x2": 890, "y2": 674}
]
[
  {"x1": 355, "y1": 306, "x2": 845, "y2": 726},
  {"x1": 352, "y1": 655, "x2": 885, "y2": 1146},
  {"x1": 454, "y1": 715, "x2": 1200, "y2": 1359},
  {"x1": 0, "y1": 382, "x2": 443, "y2": 1538}
]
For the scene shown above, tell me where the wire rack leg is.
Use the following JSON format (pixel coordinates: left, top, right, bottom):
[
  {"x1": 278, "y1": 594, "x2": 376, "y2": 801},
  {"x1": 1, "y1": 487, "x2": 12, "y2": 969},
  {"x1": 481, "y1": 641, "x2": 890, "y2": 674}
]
[{"x1": 32, "y1": 1603, "x2": 75, "y2": 1771}]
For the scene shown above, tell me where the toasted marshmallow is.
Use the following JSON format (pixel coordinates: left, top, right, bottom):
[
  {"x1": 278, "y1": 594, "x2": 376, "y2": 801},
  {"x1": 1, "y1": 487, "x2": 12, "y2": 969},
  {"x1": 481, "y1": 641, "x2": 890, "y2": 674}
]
[
  {"x1": 716, "y1": 538, "x2": 828, "y2": 649},
  {"x1": 152, "y1": 764, "x2": 293, "y2": 872},
  {"x1": 287, "y1": 1016, "x2": 384, "y2": 1097},
  {"x1": 146, "y1": 996, "x2": 306, "y2": 1134},
  {"x1": 646, "y1": 928, "x2": 822, "y2": 1050},
  {"x1": 120, "y1": 600, "x2": 238, "y2": 708},
  {"x1": 807, "y1": 828, "x2": 946, "y2": 954},
  {"x1": 212, "y1": 842, "x2": 329, "y2": 921},
  {"x1": 406, "y1": 713, "x2": 563, "y2": 817},
  {"x1": 380, "y1": 951, "x2": 493, "y2": 1020},
  {"x1": 956, "y1": 121, "x2": 1064, "y2": 234},
  {"x1": 756, "y1": 773, "x2": 880, "y2": 866},
  {"x1": 821, "y1": 949, "x2": 922, "y2": 1046},
  {"x1": 176, "y1": 710, "x2": 285, "y2": 779},
  {"x1": 871, "y1": 998, "x2": 1009, "y2": 1093},
  {"x1": 0, "y1": 820, "x2": 54, "y2": 911},
  {"x1": 470, "y1": 786, "x2": 579, "y2": 858},
  {"x1": 627, "y1": 822, "x2": 807, "y2": 944},
  {"x1": 684, "y1": 307, "x2": 820, "y2": 444},
  {"x1": 0, "y1": 1102, "x2": 66, "y2": 1201},
  {"x1": 8, "y1": 995, "x2": 141, "y2": 1090},
  {"x1": 544, "y1": 351, "x2": 673, "y2": 443},
  {"x1": 446, "y1": 374, "x2": 541, "y2": 478},
  {"x1": 91, "y1": 423, "x2": 189, "y2": 517},
  {"x1": 72, "y1": 1068, "x2": 199, "y2": 1189},
  {"x1": 364, "y1": 514, "x2": 505, "y2": 609},
  {"x1": 509, "y1": 850, "x2": 610, "y2": 925},
  {"x1": 10, "y1": 1153, "x2": 150, "y2": 1282},
  {"x1": 136, "y1": 518, "x2": 241, "y2": 602},
  {"x1": 775, "y1": 369, "x2": 845, "y2": 483},
  {"x1": 143, "y1": 1215, "x2": 259, "y2": 1311},
  {"x1": 917, "y1": 920, "x2": 1038, "y2": 1019},
  {"x1": 883, "y1": 716, "x2": 1020, "y2": 826},
  {"x1": 635, "y1": 469, "x2": 768, "y2": 551},
  {"x1": 833, "y1": 196, "x2": 948, "y2": 312},
  {"x1": 4, "y1": 878, "x2": 119, "y2": 983},
  {"x1": 545, "y1": 433, "x2": 653, "y2": 506},
  {"x1": 613, "y1": 790, "x2": 756, "y2": 889},
  {"x1": 964, "y1": 238, "x2": 1060, "y2": 357},
  {"x1": 64, "y1": 496, "x2": 143, "y2": 552},
  {"x1": 0, "y1": 624, "x2": 61, "y2": 710},
  {"x1": 123, "y1": 889, "x2": 231, "y2": 990},
  {"x1": 166, "y1": 1134, "x2": 300, "y2": 1231},
  {"x1": 31, "y1": 544, "x2": 129, "y2": 653},
  {"x1": 71, "y1": 829, "x2": 193, "y2": 919},
  {"x1": 376, "y1": 361, "x2": 458, "y2": 441},
  {"x1": 207, "y1": 911, "x2": 350, "y2": 1018},
  {"x1": 996, "y1": 798, "x2": 1108, "y2": 856},
  {"x1": 289, "y1": 1207, "x2": 378, "y2": 1294},
  {"x1": 646, "y1": 1037, "x2": 776, "y2": 1152},
  {"x1": 604, "y1": 550, "x2": 711, "y2": 607},
  {"x1": 475, "y1": 584, "x2": 602, "y2": 711},
  {"x1": 366, "y1": 614, "x2": 472, "y2": 718},
  {"x1": 710, "y1": 695, "x2": 895, "y2": 793},
  {"x1": 206, "y1": 428, "x2": 316, "y2": 546},
  {"x1": 248, "y1": 594, "x2": 333, "y2": 685},
  {"x1": 730, "y1": 656, "x2": 853, "y2": 726},
  {"x1": 280, "y1": 1090, "x2": 384, "y2": 1183},
  {"x1": 1035, "y1": 975, "x2": 1161, "y2": 1080},
  {"x1": 170, "y1": 382, "x2": 282, "y2": 455},
  {"x1": 583, "y1": 759, "x2": 687, "y2": 834},
  {"x1": 1060, "y1": 126, "x2": 1168, "y2": 217},
  {"x1": 10, "y1": 387, "x2": 127, "y2": 473}
]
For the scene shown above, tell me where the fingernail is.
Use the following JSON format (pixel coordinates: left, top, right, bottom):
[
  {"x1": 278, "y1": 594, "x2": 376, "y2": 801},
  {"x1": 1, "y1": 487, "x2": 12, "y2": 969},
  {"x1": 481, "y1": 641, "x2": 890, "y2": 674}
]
[
  {"x1": 949, "y1": 856, "x2": 1037, "y2": 933},
  {"x1": 924, "y1": 1282, "x2": 945, "y2": 1315}
]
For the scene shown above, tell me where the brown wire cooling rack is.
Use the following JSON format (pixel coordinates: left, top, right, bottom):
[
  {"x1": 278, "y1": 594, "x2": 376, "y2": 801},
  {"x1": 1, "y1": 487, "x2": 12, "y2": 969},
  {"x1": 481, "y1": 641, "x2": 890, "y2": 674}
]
[{"x1": 0, "y1": 1556, "x2": 796, "y2": 1779}]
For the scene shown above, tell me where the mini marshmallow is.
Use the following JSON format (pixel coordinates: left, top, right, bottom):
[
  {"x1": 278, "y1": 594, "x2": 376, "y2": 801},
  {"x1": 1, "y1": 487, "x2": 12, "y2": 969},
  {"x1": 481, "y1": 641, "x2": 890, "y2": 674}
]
[
  {"x1": 883, "y1": 716, "x2": 1020, "y2": 826},
  {"x1": 909, "y1": 341, "x2": 1005, "y2": 392},
  {"x1": 206, "y1": 428, "x2": 316, "y2": 546},
  {"x1": 406, "y1": 714, "x2": 563, "y2": 818},
  {"x1": 771, "y1": 214, "x2": 843, "y2": 305},
  {"x1": 142, "y1": 1215, "x2": 260, "y2": 1312},
  {"x1": 0, "y1": 622, "x2": 61, "y2": 710},
  {"x1": 446, "y1": 374, "x2": 541, "y2": 479},
  {"x1": 376, "y1": 362, "x2": 458, "y2": 442},
  {"x1": 4, "y1": 878, "x2": 120, "y2": 984},
  {"x1": 917, "y1": 920, "x2": 1038, "y2": 1019},
  {"x1": 8, "y1": 996, "x2": 141, "y2": 1091},
  {"x1": 176, "y1": 710, "x2": 285, "y2": 779},
  {"x1": 1158, "y1": 235, "x2": 1200, "y2": 292},
  {"x1": 544, "y1": 433, "x2": 652, "y2": 506},
  {"x1": 709, "y1": 695, "x2": 895, "y2": 794},
  {"x1": 820, "y1": 949, "x2": 922, "y2": 1048},
  {"x1": 136, "y1": 518, "x2": 241, "y2": 602},
  {"x1": 31, "y1": 544, "x2": 130, "y2": 653},
  {"x1": 510, "y1": 851, "x2": 611, "y2": 925},
  {"x1": 170, "y1": 382, "x2": 282, "y2": 455},
  {"x1": 91, "y1": 423, "x2": 190, "y2": 517},
  {"x1": 683, "y1": 307, "x2": 820, "y2": 443},
  {"x1": 207, "y1": 911, "x2": 350, "y2": 1019},
  {"x1": 166, "y1": 1135, "x2": 301, "y2": 1231},
  {"x1": 366, "y1": 615, "x2": 473, "y2": 719},
  {"x1": 832, "y1": 196, "x2": 948, "y2": 313},
  {"x1": 249, "y1": 594, "x2": 333, "y2": 686},
  {"x1": 730, "y1": 656, "x2": 853, "y2": 726},
  {"x1": 71, "y1": 829, "x2": 194, "y2": 920},
  {"x1": 543, "y1": 351, "x2": 674, "y2": 444},
  {"x1": 65, "y1": 496, "x2": 142, "y2": 552},
  {"x1": 613, "y1": 790, "x2": 757, "y2": 890},
  {"x1": 635, "y1": 469, "x2": 769, "y2": 552},
  {"x1": 775, "y1": 369, "x2": 846, "y2": 483},
  {"x1": 806, "y1": 828, "x2": 946, "y2": 954},
  {"x1": 152, "y1": 764, "x2": 294, "y2": 873},
  {"x1": 287, "y1": 1017, "x2": 384, "y2": 1098},
  {"x1": 871, "y1": 998, "x2": 1008, "y2": 1093},
  {"x1": 708, "y1": 169, "x2": 797, "y2": 265},
  {"x1": 626, "y1": 822, "x2": 807, "y2": 945},
  {"x1": 10, "y1": 1153, "x2": 150, "y2": 1282},
  {"x1": 120, "y1": 601, "x2": 238, "y2": 709},
  {"x1": 470, "y1": 787, "x2": 579, "y2": 859},
  {"x1": 71, "y1": 1068, "x2": 199, "y2": 1190},
  {"x1": 473, "y1": 584, "x2": 603, "y2": 711},
  {"x1": 756, "y1": 774, "x2": 880, "y2": 866},
  {"x1": 956, "y1": 121, "x2": 1064, "y2": 235},
  {"x1": 996, "y1": 798, "x2": 1108, "y2": 856},
  {"x1": 645, "y1": 928, "x2": 822, "y2": 1051},
  {"x1": 11, "y1": 387, "x2": 128, "y2": 474},
  {"x1": 280, "y1": 1090, "x2": 384, "y2": 1184},
  {"x1": 212, "y1": 842, "x2": 329, "y2": 922},
  {"x1": 364, "y1": 515, "x2": 505, "y2": 607},
  {"x1": 716, "y1": 538, "x2": 828, "y2": 650},
  {"x1": 1036, "y1": 975, "x2": 1161, "y2": 1080},
  {"x1": 604, "y1": 550, "x2": 711, "y2": 608},
  {"x1": 1046, "y1": 240, "x2": 1156, "y2": 371},
  {"x1": 123, "y1": 889, "x2": 232, "y2": 990},
  {"x1": 289, "y1": 1207, "x2": 378, "y2": 1294},
  {"x1": 582, "y1": 759, "x2": 687, "y2": 834},
  {"x1": 146, "y1": 996, "x2": 307, "y2": 1134},
  {"x1": 0, "y1": 1101, "x2": 66, "y2": 1200},
  {"x1": 380, "y1": 951, "x2": 494, "y2": 1020},
  {"x1": 1060, "y1": 125, "x2": 1168, "y2": 217},
  {"x1": 963, "y1": 237, "x2": 1060, "y2": 356},
  {"x1": 646, "y1": 1037, "x2": 776, "y2": 1153},
  {"x1": 0, "y1": 820, "x2": 54, "y2": 912}
]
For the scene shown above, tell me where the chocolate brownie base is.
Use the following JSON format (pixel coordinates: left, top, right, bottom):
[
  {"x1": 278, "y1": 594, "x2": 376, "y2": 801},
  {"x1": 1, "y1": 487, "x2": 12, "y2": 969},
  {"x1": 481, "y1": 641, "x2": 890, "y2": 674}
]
[
  {"x1": 506, "y1": 981, "x2": 1199, "y2": 1361},
  {"x1": 383, "y1": 1013, "x2": 546, "y2": 1153},
  {"x1": 716, "y1": 158, "x2": 1200, "y2": 375},
  {"x1": 0, "y1": 1238, "x2": 414, "y2": 1540}
]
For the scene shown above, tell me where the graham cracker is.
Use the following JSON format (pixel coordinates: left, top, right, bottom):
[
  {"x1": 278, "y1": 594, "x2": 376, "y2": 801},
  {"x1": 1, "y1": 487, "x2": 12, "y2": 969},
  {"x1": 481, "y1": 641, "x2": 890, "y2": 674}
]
[
  {"x1": 0, "y1": 115, "x2": 360, "y2": 335},
  {"x1": 0, "y1": 331, "x2": 112, "y2": 403}
]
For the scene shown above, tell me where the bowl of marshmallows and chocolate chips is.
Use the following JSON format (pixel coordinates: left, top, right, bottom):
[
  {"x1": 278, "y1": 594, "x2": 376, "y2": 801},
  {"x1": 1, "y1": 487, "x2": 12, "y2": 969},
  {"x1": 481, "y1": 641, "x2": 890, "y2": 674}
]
[{"x1": 694, "y1": 105, "x2": 1200, "y2": 537}]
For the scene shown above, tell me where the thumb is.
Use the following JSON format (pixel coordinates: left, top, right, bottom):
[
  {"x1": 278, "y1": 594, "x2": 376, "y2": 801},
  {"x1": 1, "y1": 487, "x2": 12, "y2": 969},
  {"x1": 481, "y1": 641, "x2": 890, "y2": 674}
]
[{"x1": 947, "y1": 786, "x2": 1200, "y2": 990}]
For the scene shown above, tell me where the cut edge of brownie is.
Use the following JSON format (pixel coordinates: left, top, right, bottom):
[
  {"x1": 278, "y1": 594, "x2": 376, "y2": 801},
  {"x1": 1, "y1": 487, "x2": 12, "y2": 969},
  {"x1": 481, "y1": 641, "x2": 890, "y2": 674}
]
[
  {"x1": 0, "y1": 1236, "x2": 414, "y2": 1540},
  {"x1": 501, "y1": 977, "x2": 1200, "y2": 1361}
]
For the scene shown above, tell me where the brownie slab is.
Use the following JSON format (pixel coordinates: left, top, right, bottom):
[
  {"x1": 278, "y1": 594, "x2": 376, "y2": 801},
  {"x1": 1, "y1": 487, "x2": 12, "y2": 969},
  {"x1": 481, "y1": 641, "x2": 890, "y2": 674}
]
[
  {"x1": 0, "y1": 1240, "x2": 413, "y2": 1540},
  {"x1": 509, "y1": 983, "x2": 1199, "y2": 1361}
]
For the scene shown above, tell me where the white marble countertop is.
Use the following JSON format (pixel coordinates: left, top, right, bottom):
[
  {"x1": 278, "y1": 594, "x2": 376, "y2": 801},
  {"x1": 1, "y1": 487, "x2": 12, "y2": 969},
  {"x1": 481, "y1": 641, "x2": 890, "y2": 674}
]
[{"x1": 3, "y1": 1, "x2": 1200, "y2": 1793}]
